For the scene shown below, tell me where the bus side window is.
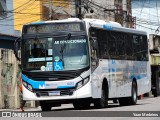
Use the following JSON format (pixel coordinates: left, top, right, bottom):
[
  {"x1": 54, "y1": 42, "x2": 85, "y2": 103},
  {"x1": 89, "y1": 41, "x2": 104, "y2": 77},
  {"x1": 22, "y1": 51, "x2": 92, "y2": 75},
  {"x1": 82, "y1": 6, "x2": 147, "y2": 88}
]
[
  {"x1": 142, "y1": 36, "x2": 149, "y2": 61},
  {"x1": 133, "y1": 35, "x2": 140, "y2": 60},
  {"x1": 115, "y1": 32, "x2": 128, "y2": 60},
  {"x1": 96, "y1": 29, "x2": 108, "y2": 59},
  {"x1": 126, "y1": 34, "x2": 133, "y2": 60},
  {"x1": 107, "y1": 31, "x2": 117, "y2": 59},
  {"x1": 133, "y1": 35, "x2": 145, "y2": 61},
  {"x1": 91, "y1": 49, "x2": 97, "y2": 60},
  {"x1": 108, "y1": 40, "x2": 116, "y2": 59},
  {"x1": 89, "y1": 28, "x2": 99, "y2": 60}
]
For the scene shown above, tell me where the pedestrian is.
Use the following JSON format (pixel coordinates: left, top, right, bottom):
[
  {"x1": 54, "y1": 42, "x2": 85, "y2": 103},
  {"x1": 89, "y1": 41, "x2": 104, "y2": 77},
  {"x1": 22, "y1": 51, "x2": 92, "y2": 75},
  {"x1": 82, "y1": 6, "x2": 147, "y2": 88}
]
[{"x1": 19, "y1": 78, "x2": 26, "y2": 112}]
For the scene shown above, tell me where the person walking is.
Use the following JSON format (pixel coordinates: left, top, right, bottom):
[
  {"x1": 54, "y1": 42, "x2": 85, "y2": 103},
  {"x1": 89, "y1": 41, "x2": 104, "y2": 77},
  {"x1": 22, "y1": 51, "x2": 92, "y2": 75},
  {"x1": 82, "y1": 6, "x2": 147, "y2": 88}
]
[{"x1": 19, "y1": 78, "x2": 26, "y2": 112}]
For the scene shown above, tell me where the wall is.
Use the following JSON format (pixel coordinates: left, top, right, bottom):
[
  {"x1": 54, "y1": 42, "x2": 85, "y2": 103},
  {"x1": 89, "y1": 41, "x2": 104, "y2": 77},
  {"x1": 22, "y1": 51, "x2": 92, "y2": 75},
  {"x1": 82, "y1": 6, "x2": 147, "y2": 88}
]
[
  {"x1": 41, "y1": 0, "x2": 71, "y2": 20},
  {"x1": 150, "y1": 55, "x2": 160, "y2": 65},
  {"x1": 13, "y1": 0, "x2": 41, "y2": 31},
  {"x1": 0, "y1": 49, "x2": 21, "y2": 109}
]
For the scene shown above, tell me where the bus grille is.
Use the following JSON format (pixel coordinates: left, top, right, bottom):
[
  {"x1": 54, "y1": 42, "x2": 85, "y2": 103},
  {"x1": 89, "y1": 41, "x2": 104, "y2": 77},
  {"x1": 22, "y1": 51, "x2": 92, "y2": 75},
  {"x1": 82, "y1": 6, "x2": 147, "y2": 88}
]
[{"x1": 34, "y1": 89, "x2": 75, "y2": 97}]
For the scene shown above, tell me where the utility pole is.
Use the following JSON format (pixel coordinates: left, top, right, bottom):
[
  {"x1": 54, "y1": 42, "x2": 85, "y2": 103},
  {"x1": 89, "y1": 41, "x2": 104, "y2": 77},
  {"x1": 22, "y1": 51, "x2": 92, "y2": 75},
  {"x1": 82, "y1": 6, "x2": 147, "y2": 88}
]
[
  {"x1": 0, "y1": 49, "x2": 2, "y2": 108},
  {"x1": 75, "y1": 0, "x2": 82, "y2": 19},
  {"x1": 49, "y1": 0, "x2": 53, "y2": 20},
  {"x1": 78, "y1": 0, "x2": 82, "y2": 19},
  {"x1": 123, "y1": 0, "x2": 127, "y2": 27}
]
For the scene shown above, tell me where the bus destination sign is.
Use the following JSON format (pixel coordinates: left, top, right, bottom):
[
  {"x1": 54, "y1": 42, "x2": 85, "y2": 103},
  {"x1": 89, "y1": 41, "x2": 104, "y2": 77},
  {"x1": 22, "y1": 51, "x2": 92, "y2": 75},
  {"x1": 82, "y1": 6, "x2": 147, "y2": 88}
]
[{"x1": 24, "y1": 23, "x2": 84, "y2": 34}]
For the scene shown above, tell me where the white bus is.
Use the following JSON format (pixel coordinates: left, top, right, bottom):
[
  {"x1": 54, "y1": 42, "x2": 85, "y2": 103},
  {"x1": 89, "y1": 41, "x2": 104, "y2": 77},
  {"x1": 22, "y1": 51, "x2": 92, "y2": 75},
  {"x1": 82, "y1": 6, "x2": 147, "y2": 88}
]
[{"x1": 14, "y1": 18, "x2": 151, "y2": 111}]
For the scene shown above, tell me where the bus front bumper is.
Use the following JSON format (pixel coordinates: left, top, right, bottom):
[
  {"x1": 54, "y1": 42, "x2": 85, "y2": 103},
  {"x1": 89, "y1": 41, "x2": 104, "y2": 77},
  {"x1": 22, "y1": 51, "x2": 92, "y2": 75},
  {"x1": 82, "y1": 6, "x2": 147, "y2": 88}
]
[{"x1": 22, "y1": 81, "x2": 92, "y2": 101}]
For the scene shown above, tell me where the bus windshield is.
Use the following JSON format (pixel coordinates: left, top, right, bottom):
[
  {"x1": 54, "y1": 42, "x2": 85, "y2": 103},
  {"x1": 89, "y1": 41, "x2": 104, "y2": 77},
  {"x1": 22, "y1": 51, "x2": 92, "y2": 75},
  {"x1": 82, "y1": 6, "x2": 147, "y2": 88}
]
[{"x1": 23, "y1": 35, "x2": 89, "y2": 71}]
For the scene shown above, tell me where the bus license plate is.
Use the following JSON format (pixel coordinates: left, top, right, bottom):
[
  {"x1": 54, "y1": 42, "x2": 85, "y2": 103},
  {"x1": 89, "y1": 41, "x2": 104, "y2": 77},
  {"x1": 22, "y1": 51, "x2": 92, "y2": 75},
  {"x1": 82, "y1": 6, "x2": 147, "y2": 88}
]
[{"x1": 49, "y1": 91, "x2": 60, "y2": 96}]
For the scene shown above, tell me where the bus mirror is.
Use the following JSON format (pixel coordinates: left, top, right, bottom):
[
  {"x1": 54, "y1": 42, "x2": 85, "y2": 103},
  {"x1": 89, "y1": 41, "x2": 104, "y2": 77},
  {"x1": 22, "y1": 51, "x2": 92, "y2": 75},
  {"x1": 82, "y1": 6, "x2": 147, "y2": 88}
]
[
  {"x1": 14, "y1": 37, "x2": 21, "y2": 61},
  {"x1": 90, "y1": 37, "x2": 98, "y2": 50}
]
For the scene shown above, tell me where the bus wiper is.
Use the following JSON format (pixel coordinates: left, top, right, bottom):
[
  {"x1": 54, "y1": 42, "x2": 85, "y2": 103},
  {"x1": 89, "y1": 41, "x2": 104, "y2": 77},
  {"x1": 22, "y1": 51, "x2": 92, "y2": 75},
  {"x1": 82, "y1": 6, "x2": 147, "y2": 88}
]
[
  {"x1": 72, "y1": 70, "x2": 84, "y2": 80},
  {"x1": 60, "y1": 33, "x2": 72, "y2": 67},
  {"x1": 35, "y1": 37, "x2": 45, "y2": 53},
  {"x1": 66, "y1": 33, "x2": 71, "y2": 40}
]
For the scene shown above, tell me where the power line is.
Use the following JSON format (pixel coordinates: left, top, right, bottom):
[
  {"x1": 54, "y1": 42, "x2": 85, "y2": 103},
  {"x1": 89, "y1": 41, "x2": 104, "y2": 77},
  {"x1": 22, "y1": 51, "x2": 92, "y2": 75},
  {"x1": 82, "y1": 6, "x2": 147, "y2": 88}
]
[
  {"x1": 156, "y1": 0, "x2": 160, "y2": 25},
  {"x1": 0, "y1": 0, "x2": 36, "y2": 20},
  {"x1": 0, "y1": 0, "x2": 158, "y2": 32},
  {"x1": 0, "y1": 1, "x2": 72, "y2": 27}
]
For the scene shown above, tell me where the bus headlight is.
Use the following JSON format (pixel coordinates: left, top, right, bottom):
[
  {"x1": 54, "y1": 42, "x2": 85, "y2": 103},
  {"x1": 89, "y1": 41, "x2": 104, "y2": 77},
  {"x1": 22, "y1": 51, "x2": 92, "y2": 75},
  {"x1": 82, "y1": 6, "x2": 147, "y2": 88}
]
[
  {"x1": 22, "y1": 81, "x2": 33, "y2": 91},
  {"x1": 28, "y1": 84, "x2": 33, "y2": 91},
  {"x1": 22, "y1": 81, "x2": 27, "y2": 87},
  {"x1": 76, "y1": 77, "x2": 89, "y2": 89}
]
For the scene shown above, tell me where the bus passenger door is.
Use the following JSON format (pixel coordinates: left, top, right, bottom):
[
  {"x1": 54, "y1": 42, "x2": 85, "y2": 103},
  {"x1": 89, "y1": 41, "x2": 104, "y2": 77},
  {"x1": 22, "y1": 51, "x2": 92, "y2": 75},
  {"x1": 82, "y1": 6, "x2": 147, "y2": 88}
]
[{"x1": 90, "y1": 37, "x2": 102, "y2": 98}]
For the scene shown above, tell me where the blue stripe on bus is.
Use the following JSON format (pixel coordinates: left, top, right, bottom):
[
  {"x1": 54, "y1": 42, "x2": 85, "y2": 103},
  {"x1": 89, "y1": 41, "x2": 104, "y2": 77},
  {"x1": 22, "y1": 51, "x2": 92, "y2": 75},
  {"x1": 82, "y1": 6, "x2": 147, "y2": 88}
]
[
  {"x1": 22, "y1": 74, "x2": 75, "y2": 89},
  {"x1": 22, "y1": 74, "x2": 45, "y2": 89},
  {"x1": 130, "y1": 75, "x2": 147, "y2": 81},
  {"x1": 31, "y1": 21, "x2": 45, "y2": 25},
  {"x1": 103, "y1": 24, "x2": 113, "y2": 30}
]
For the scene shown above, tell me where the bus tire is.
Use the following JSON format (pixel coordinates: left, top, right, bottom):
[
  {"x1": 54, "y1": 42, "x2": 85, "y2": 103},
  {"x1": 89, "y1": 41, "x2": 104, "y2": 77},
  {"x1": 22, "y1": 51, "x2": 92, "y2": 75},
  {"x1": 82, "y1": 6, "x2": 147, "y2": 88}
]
[
  {"x1": 119, "y1": 81, "x2": 137, "y2": 106},
  {"x1": 129, "y1": 81, "x2": 137, "y2": 105},
  {"x1": 94, "y1": 83, "x2": 108, "y2": 109},
  {"x1": 40, "y1": 101, "x2": 52, "y2": 111}
]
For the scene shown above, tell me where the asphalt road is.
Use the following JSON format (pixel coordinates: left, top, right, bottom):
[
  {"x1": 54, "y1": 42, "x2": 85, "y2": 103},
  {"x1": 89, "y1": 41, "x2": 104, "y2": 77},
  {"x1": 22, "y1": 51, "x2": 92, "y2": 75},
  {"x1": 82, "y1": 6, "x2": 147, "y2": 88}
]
[{"x1": 1, "y1": 96, "x2": 160, "y2": 120}]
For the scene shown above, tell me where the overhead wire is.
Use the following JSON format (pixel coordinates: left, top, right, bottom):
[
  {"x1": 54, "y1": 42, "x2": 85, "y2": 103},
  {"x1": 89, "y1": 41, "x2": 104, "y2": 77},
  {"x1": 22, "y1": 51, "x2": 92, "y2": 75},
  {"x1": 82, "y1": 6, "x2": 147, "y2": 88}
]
[
  {"x1": 132, "y1": 0, "x2": 160, "y2": 34},
  {"x1": 0, "y1": 0, "x2": 72, "y2": 27},
  {"x1": 155, "y1": 0, "x2": 160, "y2": 35},
  {"x1": 0, "y1": 0, "x2": 35, "y2": 20},
  {"x1": 0, "y1": 0, "x2": 159, "y2": 32},
  {"x1": 84, "y1": 0, "x2": 157, "y2": 31}
]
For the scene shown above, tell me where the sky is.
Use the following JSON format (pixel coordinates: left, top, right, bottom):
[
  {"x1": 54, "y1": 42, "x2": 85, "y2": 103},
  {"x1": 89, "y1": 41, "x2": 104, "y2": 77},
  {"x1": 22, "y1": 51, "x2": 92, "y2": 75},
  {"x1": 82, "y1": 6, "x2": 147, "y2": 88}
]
[{"x1": 132, "y1": 0, "x2": 160, "y2": 35}]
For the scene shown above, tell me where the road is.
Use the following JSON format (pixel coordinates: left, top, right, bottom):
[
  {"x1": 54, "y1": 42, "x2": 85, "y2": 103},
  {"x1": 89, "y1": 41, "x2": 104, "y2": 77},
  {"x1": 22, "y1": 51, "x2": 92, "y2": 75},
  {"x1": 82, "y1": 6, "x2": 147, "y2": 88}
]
[{"x1": 1, "y1": 96, "x2": 160, "y2": 120}]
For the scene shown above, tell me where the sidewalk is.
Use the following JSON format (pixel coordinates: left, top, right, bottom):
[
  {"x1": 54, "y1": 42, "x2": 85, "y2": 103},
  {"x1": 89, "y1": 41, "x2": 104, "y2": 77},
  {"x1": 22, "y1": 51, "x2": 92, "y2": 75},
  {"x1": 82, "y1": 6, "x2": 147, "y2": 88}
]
[{"x1": 0, "y1": 106, "x2": 41, "y2": 112}]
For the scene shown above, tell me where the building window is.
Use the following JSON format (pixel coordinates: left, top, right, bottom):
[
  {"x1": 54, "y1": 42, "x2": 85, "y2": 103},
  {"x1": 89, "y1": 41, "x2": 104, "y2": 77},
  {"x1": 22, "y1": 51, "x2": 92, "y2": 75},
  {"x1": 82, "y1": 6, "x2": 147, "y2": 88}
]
[{"x1": 0, "y1": 0, "x2": 7, "y2": 18}]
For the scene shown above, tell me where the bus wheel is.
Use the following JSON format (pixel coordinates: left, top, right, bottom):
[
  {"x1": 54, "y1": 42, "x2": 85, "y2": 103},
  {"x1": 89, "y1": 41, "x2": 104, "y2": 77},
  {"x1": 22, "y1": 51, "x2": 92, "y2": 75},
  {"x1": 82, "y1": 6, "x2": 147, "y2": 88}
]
[
  {"x1": 129, "y1": 81, "x2": 137, "y2": 105},
  {"x1": 94, "y1": 86, "x2": 108, "y2": 109},
  {"x1": 40, "y1": 101, "x2": 52, "y2": 111},
  {"x1": 119, "y1": 82, "x2": 137, "y2": 106}
]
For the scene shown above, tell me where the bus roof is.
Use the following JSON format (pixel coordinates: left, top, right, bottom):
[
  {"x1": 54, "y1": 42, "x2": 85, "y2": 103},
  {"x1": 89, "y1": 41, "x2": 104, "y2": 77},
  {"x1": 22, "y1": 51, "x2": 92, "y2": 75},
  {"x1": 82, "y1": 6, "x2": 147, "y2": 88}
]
[
  {"x1": 29, "y1": 18, "x2": 81, "y2": 25},
  {"x1": 83, "y1": 18, "x2": 147, "y2": 35}
]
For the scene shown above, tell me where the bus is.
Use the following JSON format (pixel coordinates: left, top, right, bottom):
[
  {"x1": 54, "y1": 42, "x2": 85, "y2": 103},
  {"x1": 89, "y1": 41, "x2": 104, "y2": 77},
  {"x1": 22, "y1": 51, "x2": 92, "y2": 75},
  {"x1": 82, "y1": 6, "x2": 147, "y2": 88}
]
[{"x1": 14, "y1": 18, "x2": 151, "y2": 111}]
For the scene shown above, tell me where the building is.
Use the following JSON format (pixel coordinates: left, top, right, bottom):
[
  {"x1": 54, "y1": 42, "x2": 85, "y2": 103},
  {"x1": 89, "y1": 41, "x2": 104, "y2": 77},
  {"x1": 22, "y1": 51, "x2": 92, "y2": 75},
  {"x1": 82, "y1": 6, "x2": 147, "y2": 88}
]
[
  {"x1": 13, "y1": 0, "x2": 71, "y2": 31},
  {"x1": 13, "y1": 0, "x2": 135, "y2": 32},
  {"x1": 84, "y1": 0, "x2": 135, "y2": 28},
  {"x1": 0, "y1": 0, "x2": 20, "y2": 109},
  {"x1": 149, "y1": 34, "x2": 160, "y2": 97}
]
